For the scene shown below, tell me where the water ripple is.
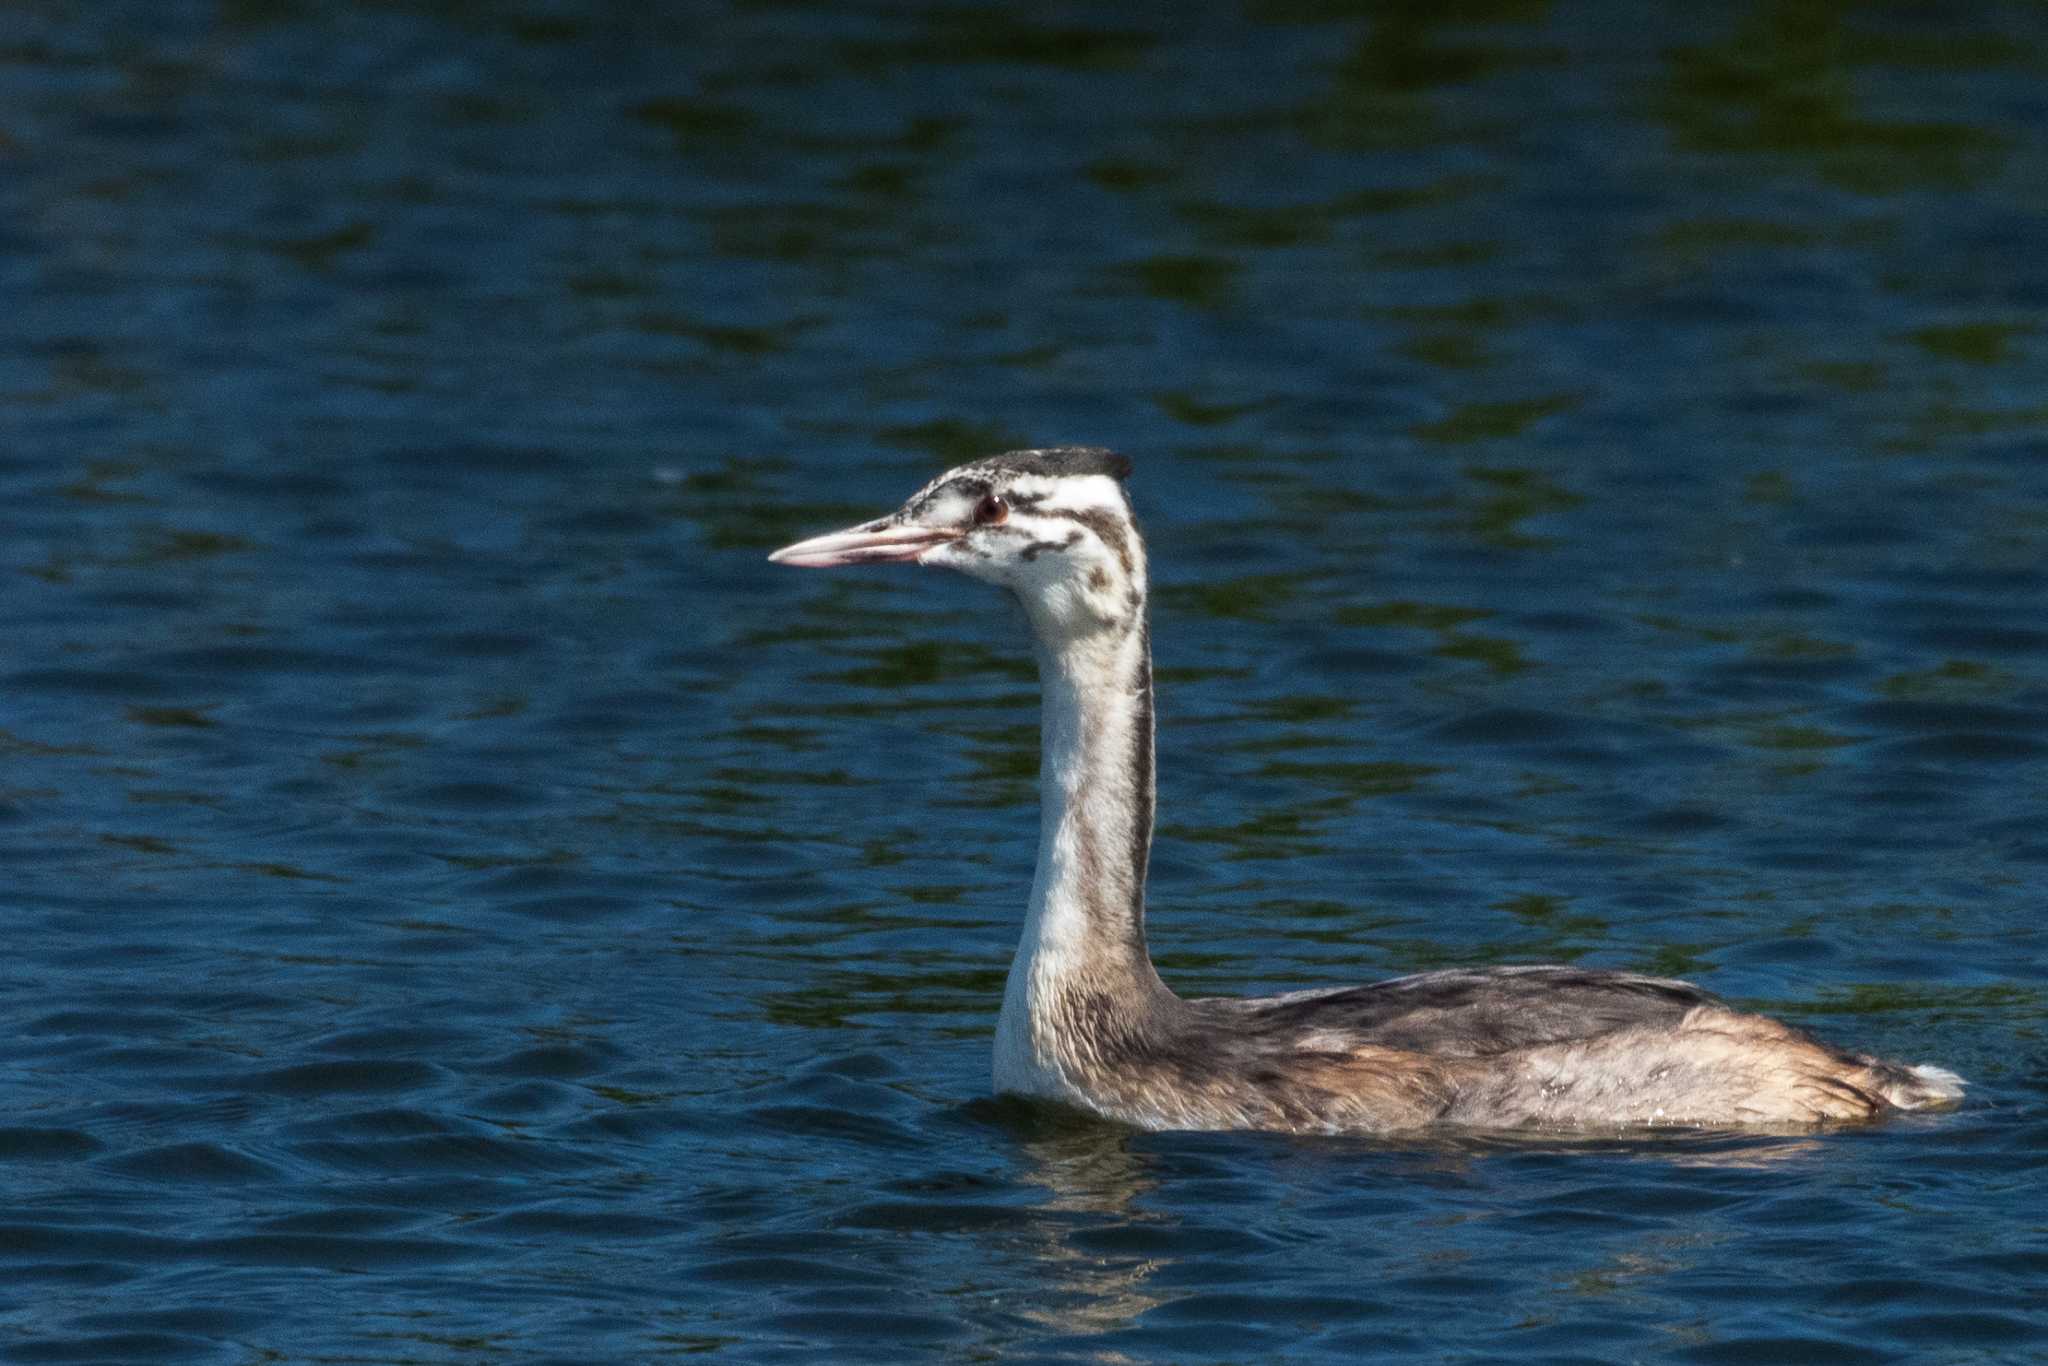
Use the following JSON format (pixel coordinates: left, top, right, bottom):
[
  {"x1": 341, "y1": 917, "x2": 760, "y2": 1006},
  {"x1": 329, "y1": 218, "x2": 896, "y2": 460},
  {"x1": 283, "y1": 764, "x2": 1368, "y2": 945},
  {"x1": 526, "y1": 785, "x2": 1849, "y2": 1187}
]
[{"x1": 0, "y1": 1, "x2": 2042, "y2": 1361}]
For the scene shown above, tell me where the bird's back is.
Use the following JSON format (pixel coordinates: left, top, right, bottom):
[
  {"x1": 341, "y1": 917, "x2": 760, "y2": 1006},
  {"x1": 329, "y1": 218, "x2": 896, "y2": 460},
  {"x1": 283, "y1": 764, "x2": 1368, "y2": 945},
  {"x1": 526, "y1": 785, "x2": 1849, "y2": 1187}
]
[
  {"x1": 1189, "y1": 965, "x2": 1718, "y2": 1056},
  {"x1": 1126, "y1": 966, "x2": 1965, "y2": 1132}
]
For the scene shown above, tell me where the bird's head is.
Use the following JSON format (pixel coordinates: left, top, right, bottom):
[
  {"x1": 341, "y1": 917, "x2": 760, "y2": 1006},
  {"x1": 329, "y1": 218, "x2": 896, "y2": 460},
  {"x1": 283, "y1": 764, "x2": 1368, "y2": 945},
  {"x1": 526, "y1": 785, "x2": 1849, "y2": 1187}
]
[{"x1": 770, "y1": 447, "x2": 1144, "y2": 640}]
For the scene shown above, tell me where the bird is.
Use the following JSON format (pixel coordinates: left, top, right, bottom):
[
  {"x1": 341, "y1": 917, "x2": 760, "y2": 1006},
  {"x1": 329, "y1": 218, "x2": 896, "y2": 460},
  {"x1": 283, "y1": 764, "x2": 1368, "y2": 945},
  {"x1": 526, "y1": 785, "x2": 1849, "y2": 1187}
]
[{"x1": 769, "y1": 447, "x2": 1965, "y2": 1133}]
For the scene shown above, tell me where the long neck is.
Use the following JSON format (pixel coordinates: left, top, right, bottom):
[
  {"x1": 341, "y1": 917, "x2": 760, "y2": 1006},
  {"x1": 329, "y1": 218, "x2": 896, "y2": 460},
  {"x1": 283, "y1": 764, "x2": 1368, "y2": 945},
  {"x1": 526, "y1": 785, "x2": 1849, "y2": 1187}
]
[
  {"x1": 995, "y1": 606, "x2": 1179, "y2": 1097},
  {"x1": 1028, "y1": 619, "x2": 1162, "y2": 976}
]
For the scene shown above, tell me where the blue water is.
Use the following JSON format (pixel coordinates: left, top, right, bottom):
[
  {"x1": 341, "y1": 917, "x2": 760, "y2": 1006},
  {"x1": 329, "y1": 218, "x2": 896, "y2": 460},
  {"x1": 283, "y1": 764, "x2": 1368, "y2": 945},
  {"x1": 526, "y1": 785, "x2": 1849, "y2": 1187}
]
[{"x1": 3, "y1": 1, "x2": 2047, "y2": 1360}]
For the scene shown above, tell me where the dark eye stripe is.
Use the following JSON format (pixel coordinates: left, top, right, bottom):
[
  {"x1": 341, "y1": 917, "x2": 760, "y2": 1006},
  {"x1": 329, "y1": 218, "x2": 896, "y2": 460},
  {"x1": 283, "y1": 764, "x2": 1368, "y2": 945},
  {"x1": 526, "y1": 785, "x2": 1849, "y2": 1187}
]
[
  {"x1": 1018, "y1": 530, "x2": 1082, "y2": 561},
  {"x1": 1036, "y1": 506, "x2": 1133, "y2": 576}
]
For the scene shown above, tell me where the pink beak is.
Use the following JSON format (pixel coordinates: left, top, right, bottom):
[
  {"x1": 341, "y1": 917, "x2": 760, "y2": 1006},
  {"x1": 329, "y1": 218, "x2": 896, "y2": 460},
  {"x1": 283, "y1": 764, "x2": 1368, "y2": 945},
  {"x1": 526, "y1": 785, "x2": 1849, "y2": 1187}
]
[{"x1": 768, "y1": 520, "x2": 960, "y2": 568}]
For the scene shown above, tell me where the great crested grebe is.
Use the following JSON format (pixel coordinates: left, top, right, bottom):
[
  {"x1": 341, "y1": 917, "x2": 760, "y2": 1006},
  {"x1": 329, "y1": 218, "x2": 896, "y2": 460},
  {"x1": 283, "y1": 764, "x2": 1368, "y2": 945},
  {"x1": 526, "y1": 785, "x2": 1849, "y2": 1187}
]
[{"x1": 770, "y1": 448, "x2": 1964, "y2": 1133}]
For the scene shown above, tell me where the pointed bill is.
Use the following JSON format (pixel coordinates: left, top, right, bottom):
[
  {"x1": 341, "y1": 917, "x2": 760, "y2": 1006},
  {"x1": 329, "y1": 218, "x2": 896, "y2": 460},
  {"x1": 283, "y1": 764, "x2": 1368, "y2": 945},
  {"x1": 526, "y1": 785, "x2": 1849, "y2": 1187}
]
[{"x1": 768, "y1": 520, "x2": 960, "y2": 568}]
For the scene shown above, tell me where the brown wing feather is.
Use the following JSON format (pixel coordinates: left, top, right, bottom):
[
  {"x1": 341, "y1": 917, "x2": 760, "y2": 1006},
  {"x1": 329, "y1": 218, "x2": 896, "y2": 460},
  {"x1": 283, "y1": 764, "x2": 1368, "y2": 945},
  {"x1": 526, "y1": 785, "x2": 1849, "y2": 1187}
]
[{"x1": 1188, "y1": 965, "x2": 1722, "y2": 1058}]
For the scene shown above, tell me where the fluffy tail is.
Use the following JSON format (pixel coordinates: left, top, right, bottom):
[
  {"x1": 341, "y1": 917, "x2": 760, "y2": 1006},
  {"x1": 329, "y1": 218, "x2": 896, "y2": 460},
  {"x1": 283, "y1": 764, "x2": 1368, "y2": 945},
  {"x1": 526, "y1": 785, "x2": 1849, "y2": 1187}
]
[{"x1": 1873, "y1": 1062, "x2": 1967, "y2": 1112}]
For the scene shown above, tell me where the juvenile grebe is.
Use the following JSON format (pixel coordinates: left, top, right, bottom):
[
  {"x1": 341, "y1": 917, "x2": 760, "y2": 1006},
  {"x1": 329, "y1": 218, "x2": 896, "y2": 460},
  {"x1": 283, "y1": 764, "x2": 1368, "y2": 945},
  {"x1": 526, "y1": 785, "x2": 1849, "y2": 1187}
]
[{"x1": 770, "y1": 448, "x2": 1964, "y2": 1132}]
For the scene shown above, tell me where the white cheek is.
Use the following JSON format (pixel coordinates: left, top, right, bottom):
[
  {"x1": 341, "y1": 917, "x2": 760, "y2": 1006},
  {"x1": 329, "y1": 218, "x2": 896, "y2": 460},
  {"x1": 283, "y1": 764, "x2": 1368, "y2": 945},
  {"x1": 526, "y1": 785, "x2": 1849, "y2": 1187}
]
[
  {"x1": 918, "y1": 541, "x2": 993, "y2": 580},
  {"x1": 1036, "y1": 476, "x2": 1123, "y2": 517}
]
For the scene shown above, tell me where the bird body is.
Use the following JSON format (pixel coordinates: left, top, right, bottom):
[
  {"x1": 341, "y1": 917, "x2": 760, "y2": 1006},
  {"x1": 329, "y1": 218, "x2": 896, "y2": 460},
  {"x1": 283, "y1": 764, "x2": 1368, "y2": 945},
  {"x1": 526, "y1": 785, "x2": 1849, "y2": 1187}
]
[{"x1": 771, "y1": 448, "x2": 1963, "y2": 1133}]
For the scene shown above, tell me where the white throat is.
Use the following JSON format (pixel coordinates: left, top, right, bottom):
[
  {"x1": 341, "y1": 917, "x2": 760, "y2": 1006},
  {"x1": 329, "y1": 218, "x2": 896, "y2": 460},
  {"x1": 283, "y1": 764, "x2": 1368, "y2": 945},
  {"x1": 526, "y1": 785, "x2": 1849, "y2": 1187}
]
[{"x1": 992, "y1": 616, "x2": 1171, "y2": 1100}]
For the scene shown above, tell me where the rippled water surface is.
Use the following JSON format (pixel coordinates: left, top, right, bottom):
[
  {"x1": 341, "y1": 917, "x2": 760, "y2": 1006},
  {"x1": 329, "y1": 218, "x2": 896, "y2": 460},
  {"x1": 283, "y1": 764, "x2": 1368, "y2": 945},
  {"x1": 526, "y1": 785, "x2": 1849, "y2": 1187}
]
[{"x1": 4, "y1": 1, "x2": 2048, "y2": 1360}]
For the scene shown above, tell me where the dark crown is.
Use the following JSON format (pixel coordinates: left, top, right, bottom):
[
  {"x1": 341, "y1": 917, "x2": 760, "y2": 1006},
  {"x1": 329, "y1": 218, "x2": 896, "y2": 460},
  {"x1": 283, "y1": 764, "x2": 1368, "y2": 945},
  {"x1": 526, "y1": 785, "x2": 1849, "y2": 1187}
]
[{"x1": 974, "y1": 447, "x2": 1132, "y2": 483}]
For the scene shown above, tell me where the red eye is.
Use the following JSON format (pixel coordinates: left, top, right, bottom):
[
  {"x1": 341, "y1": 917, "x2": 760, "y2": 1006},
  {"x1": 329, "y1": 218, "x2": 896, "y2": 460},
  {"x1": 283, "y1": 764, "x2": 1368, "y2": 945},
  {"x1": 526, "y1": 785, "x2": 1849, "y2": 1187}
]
[{"x1": 974, "y1": 493, "x2": 1009, "y2": 526}]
